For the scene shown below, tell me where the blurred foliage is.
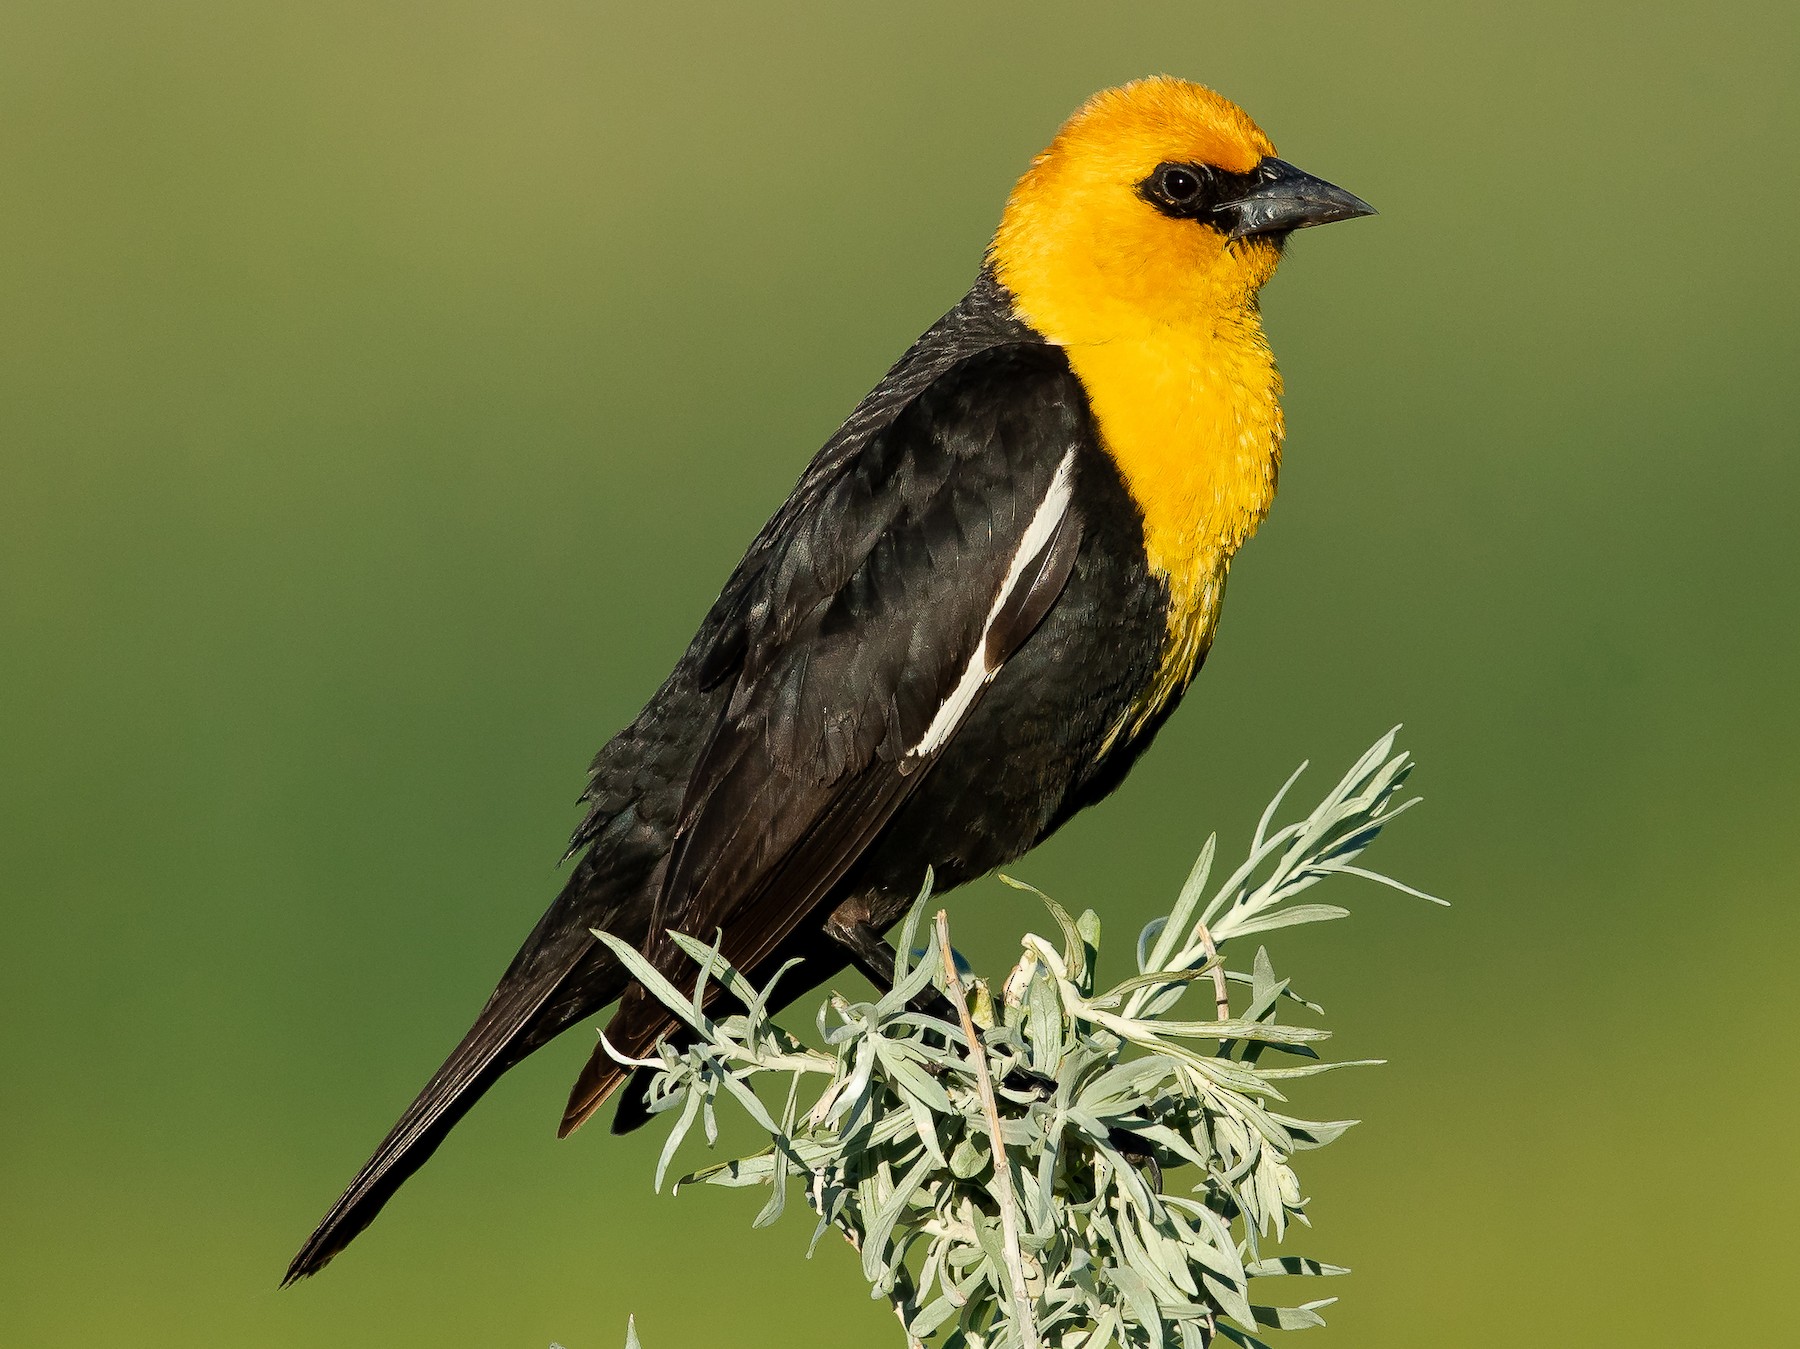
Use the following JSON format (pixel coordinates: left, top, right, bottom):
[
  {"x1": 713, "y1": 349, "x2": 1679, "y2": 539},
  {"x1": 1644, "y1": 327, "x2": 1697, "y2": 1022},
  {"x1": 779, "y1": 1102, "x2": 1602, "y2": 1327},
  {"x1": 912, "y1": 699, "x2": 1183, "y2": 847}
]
[{"x1": 2, "y1": 3, "x2": 1797, "y2": 1348}]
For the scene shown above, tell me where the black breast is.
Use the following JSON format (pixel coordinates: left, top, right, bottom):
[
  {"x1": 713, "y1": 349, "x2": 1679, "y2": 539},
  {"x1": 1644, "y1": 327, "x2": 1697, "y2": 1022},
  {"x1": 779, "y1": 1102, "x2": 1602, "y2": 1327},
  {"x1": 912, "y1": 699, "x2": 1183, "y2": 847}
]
[{"x1": 848, "y1": 441, "x2": 1171, "y2": 908}]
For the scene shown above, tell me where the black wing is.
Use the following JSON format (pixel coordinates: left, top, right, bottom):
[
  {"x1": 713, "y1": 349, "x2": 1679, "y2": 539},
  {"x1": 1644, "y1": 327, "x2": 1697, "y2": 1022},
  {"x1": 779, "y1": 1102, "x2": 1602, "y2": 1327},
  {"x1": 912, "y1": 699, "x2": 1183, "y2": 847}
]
[
  {"x1": 563, "y1": 342, "x2": 1093, "y2": 1129},
  {"x1": 565, "y1": 267, "x2": 1035, "y2": 860}
]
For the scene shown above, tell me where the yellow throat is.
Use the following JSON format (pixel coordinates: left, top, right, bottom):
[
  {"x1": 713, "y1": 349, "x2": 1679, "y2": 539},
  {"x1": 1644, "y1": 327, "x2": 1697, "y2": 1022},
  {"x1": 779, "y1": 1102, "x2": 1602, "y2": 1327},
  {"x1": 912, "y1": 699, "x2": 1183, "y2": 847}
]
[
  {"x1": 1061, "y1": 317, "x2": 1283, "y2": 728},
  {"x1": 989, "y1": 78, "x2": 1288, "y2": 736}
]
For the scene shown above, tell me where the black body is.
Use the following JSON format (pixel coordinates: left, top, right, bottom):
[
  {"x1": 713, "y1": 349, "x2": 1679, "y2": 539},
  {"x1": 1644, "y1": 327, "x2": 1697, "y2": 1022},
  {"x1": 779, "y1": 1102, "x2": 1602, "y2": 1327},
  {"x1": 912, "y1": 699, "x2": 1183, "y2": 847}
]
[{"x1": 284, "y1": 270, "x2": 1183, "y2": 1283}]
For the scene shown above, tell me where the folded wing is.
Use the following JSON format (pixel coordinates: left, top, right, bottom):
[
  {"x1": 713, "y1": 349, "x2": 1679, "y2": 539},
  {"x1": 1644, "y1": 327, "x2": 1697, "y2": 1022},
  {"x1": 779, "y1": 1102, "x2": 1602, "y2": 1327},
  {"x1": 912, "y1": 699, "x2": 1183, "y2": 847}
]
[{"x1": 562, "y1": 343, "x2": 1093, "y2": 1131}]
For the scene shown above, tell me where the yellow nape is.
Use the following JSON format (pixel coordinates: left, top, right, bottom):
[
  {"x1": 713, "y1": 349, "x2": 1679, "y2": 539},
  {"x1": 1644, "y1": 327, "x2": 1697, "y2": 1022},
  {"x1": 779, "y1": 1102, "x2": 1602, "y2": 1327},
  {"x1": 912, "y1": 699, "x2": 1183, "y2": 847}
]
[{"x1": 991, "y1": 77, "x2": 1288, "y2": 733}]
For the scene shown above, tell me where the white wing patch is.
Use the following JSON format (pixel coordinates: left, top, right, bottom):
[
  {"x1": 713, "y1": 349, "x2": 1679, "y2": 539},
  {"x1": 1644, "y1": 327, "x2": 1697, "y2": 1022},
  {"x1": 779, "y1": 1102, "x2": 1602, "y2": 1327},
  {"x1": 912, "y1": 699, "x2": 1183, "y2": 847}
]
[{"x1": 909, "y1": 449, "x2": 1077, "y2": 757}]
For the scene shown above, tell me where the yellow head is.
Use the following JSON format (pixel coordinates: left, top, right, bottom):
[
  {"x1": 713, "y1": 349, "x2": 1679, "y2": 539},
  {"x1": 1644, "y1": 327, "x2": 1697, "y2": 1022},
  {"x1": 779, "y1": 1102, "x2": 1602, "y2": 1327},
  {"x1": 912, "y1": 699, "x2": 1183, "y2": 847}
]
[
  {"x1": 991, "y1": 77, "x2": 1371, "y2": 344},
  {"x1": 990, "y1": 80, "x2": 1374, "y2": 740}
]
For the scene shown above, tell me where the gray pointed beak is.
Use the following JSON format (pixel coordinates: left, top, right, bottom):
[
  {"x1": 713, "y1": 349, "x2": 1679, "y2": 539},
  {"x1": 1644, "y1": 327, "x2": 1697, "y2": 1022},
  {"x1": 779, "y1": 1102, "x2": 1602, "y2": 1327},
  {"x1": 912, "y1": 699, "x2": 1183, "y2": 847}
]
[{"x1": 1217, "y1": 157, "x2": 1376, "y2": 240}]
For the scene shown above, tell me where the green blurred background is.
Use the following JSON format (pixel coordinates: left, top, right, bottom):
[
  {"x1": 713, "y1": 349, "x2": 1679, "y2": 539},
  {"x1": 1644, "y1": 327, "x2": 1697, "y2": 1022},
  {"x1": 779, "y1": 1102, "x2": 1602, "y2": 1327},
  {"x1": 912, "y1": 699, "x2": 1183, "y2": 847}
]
[{"x1": 4, "y1": 2, "x2": 1796, "y2": 1345}]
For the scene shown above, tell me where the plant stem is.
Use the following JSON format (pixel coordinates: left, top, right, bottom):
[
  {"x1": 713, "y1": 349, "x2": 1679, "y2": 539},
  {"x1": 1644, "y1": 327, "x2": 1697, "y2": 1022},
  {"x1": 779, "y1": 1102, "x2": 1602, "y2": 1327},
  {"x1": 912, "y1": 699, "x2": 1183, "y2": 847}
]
[
  {"x1": 935, "y1": 910, "x2": 1041, "y2": 1349},
  {"x1": 1195, "y1": 920, "x2": 1231, "y2": 1021}
]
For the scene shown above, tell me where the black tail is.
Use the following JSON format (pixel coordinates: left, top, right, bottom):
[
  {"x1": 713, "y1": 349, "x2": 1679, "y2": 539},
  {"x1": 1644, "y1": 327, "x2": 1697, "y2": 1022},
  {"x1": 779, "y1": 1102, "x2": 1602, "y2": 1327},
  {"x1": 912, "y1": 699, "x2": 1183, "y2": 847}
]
[{"x1": 283, "y1": 910, "x2": 628, "y2": 1284}]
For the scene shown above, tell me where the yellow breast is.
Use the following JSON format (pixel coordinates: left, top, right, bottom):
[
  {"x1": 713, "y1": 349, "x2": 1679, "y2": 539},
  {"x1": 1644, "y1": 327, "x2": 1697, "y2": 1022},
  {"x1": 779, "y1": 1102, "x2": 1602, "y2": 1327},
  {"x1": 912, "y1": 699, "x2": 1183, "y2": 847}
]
[
  {"x1": 983, "y1": 77, "x2": 1291, "y2": 743},
  {"x1": 1059, "y1": 313, "x2": 1284, "y2": 739}
]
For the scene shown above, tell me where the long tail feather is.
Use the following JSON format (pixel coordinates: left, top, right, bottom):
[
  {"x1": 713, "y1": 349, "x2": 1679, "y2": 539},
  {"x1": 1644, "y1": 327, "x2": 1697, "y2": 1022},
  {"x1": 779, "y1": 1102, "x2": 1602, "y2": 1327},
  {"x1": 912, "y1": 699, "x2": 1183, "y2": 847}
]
[
  {"x1": 283, "y1": 926, "x2": 610, "y2": 1283},
  {"x1": 558, "y1": 991, "x2": 675, "y2": 1139}
]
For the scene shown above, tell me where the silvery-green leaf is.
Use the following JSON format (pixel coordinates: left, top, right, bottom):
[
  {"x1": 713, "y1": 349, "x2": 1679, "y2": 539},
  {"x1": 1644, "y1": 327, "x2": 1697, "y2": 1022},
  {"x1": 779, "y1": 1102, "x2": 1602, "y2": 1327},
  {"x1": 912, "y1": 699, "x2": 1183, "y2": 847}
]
[
  {"x1": 712, "y1": 1060, "x2": 782, "y2": 1136},
  {"x1": 908, "y1": 1295, "x2": 962, "y2": 1340},
  {"x1": 1269, "y1": 1113, "x2": 1359, "y2": 1148},
  {"x1": 1002, "y1": 874, "x2": 1086, "y2": 987},
  {"x1": 753, "y1": 1145, "x2": 790, "y2": 1228},
  {"x1": 591, "y1": 930, "x2": 716, "y2": 1036},
  {"x1": 969, "y1": 1214, "x2": 1012, "y2": 1300},
  {"x1": 1249, "y1": 1298, "x2": 1335, "y2": 1330},
  {"x1": 1214, "y1": 904, "x2": 1351, "y2": 941},
  {"x1": 1256, "y1": 1058, "x2": 1384, "y2": 1080},
  {"x1": 1114, "y1": 1212, "x2": 1183, "y2": 1308},
  {"x1": 860, "y1": 1155, "x2": 933, "y2": 1283},
  {"x1": 1199, "y1": 819, "x2": 1302, "y2": 930},
  {"x1": 876, "y1": 924, "x2": 945, "y2": 1017},
  {"x1": 1075, "y1": 909, "x2": 1102, "y2": 996},
  {"x1": 682, "y1": 1152, "x2": 774, "y2": 1187},
  {"x1": 1079, "y1": 1307, "x2": 1121, "y2": 1349},
  {"x1": 1254, "y1": 1154, "x2": 1286, "y2": 1239},
  {"x1": 1249, "y1": 947, "x2": 1278, "y2": 1015},
  {"x1": 892, "y1": 870, "x2": 935, "y2": 985},
  {"x1": 1172, "y1": 1199, "x2": 1246, "y2": 1288},
  {"x1": 1096, "y1": 965, "x2": 1218, "y2": 1011},
  {"x1": 1075, "y1": 1056, "x2": 1176, "y2": 1111},
  {"x1": 665, "y1": 930, "x2": 750, "y2": 1006},
  {"x1": 741, "y1": 958, "x2": 807, "y2": 1049},
  {"x1": 1139, "y1": 1017, "x2": 1327, "y2": 1045},
  {"x1": 1137, "y1": 916, "x2": 1167, "y2": 975},
  {"x1": 887, "y1": 1046, "x2": 954, "y2": 1113},
  {"x1": 1027, "y1": 968, "x2": 1065, "y2": 1075},
  {"x1": 1088, "y1": 1140, "x2": 1157, "y2": 1218},
  {"x1": 1116, "y1": 1266, "x2": 1168, "y2": 1349},
  {"x1": 1252, "y1": 760, "x2": 1308, "y2": 857},
  {"x1": 1160, "y1": 1208, "x2": 1236, "y2": 1282},
  {"x1": 623, "y1": 1313, "x2": 641, "y2": 1349},
  {"x1": 1243, "y1": 1257, "x2": 1349, "y2": 1278},
  {"x1": 1152, "y1": 832, "x2": 1218, "y2": 976},
  {"x1": 950, "y1": 1134, "x2": 987, "y2": 1180},
  {"x1": 1322, "y1": 861, "x2": 1448, "y2": 906},
  {"x1": 653, "y1": 1086, "x2": 702, "y2": 1193},
  {"x1": 1203, "y1": 1271, "x2": 1257, "y2": 1333},
  {"x1": 1132, "y1": 1121, "x2": 1210, "y2": 1174},
  {"x1": 1214, "y1": 1325, "x2": 1273, "y2": 1349},
  {"x1": 1224, "y1": 968, "x2": 1324, "y2": 1015},
  {"x1": 1141, "y1": 1214, "x2": 1201, "y2": 1299},
  {"x1": 1033, "y1": 1116, "x2": 1063, "y2": 1231}
]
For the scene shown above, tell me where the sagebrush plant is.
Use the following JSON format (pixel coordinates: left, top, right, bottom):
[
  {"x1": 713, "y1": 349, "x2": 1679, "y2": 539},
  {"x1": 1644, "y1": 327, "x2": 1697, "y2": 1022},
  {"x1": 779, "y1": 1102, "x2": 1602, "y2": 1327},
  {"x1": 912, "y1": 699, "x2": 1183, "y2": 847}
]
[{"x1": 598, "y1": 731, "x2": 1440, "y2": 1348}]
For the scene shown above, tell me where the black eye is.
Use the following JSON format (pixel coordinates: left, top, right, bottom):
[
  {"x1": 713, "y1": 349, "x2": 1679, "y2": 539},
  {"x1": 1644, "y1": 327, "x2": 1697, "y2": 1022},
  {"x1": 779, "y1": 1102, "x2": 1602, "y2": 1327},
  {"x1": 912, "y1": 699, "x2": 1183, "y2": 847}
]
[
  {"x1": 1137, "y1": 162, "x2": 1217, "y2": 218},
  {"x1": 1158, "y1": 165, "x2": 1202, "y2": 203}
]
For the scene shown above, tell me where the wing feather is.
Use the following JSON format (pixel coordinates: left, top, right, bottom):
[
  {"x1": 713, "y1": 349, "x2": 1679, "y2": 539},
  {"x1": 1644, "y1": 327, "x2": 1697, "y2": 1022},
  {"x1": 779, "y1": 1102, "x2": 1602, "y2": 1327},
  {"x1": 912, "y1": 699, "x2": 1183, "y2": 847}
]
[{"x1": 562, "y1": 343, "x2": 1095, "y2": 1132}]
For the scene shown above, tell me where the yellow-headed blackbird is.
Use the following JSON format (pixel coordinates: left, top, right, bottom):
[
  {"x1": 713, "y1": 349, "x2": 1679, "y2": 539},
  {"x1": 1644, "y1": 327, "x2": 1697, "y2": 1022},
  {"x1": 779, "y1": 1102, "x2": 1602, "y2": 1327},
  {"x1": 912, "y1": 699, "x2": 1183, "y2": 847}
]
[{"x1": 286, "y1": 76, "x2": 1372, "y2": 1282}]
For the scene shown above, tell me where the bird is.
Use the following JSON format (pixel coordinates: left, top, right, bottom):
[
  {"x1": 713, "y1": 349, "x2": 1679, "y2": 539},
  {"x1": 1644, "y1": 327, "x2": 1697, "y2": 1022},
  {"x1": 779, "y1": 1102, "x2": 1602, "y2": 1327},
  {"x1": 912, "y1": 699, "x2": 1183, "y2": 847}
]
[{"x1": 284, "y1": 75, "x2": 1373, "y2": 1284}]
